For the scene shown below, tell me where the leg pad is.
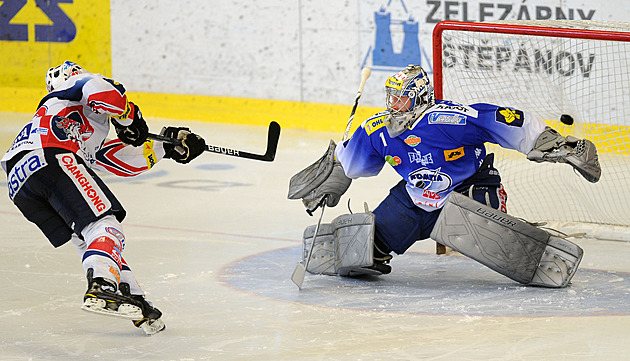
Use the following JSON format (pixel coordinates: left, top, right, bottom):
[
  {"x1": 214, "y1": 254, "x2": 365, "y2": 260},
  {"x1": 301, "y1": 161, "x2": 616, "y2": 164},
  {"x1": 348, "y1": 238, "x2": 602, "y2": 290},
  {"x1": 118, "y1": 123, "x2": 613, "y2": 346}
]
[
  {"x1": 431, "y1": 192, "x2": 582, "y2": 287},
  {"x1": 302, "y1": 212, "x2": 375, "y2": 276}
]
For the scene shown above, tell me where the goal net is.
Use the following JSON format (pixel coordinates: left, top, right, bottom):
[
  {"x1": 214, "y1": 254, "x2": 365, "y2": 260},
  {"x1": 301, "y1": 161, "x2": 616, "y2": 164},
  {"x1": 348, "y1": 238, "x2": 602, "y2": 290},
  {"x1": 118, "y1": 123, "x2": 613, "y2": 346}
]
[{"x1": 432, "y1": 20, "x2": 630, "y2": 240}]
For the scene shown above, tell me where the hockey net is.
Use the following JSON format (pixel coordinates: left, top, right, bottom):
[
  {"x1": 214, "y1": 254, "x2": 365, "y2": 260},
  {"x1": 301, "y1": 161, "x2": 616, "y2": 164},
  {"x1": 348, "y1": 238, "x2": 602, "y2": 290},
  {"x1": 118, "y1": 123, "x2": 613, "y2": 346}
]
[{"x1": 433, "y1": 20, "x2": 630, "y2": 241}]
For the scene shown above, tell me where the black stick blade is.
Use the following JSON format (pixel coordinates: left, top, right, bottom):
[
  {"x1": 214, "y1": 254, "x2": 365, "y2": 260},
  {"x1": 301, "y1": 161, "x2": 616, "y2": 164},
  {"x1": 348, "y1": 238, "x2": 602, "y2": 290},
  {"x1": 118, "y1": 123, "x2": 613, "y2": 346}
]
[{"x1": 263, "y1": 121, "x2": 281, "y2": 161}]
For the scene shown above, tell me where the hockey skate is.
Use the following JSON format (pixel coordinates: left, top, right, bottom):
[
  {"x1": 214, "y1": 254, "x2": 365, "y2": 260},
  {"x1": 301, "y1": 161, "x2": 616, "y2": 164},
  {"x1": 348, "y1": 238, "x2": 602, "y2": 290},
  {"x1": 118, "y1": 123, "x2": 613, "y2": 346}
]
[
  {"x1": 367, "y1": 254, "x2": 392, "y2": 275},
  {"x1": 355, "y1": 243, "x2": 392, "y2": 276},
  {"x1": 119, "y1": 282, "x2": 166, "y2": 335},
  {"x1": 342, "y1": 242, "x2": 393, "y2": 277},
  {"x1": 81, "y1": 269, "x2": 144, "y2": 320}
]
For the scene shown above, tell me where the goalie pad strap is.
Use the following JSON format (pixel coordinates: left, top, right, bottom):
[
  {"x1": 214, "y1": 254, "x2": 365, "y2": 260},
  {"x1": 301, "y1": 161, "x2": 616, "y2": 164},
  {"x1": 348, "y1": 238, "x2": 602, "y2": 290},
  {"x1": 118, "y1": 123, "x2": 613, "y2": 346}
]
[{"x1": 302, "y1": 212, "x2": 374, "y2": 276}]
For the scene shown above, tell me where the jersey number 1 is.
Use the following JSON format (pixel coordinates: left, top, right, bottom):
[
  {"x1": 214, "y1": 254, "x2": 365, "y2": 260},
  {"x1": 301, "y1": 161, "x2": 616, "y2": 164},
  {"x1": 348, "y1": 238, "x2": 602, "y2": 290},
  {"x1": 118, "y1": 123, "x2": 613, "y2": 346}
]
[{"x1": 379, "y1": 132, "x2": 388, "y2": 147}]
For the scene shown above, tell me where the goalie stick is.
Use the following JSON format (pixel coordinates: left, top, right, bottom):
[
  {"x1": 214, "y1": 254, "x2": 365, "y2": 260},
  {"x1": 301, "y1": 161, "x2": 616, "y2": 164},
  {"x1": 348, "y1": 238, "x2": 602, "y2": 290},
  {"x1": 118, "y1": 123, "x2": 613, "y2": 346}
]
[
  {"x1": 292, "y1": 68, "x2": 372, "y2": 289},
  {"x1": 306, "y1": 67, "x2": 371, "y2": 216},
  {"x1": 147, "y1": 121, "x2": 281, "y2": 162},
  {"x1": 291, "y1": 195, "x2": 328, "y2": 289},
  {"x1": 342, "y1": 67, "x2": 372, "y2": 141}
]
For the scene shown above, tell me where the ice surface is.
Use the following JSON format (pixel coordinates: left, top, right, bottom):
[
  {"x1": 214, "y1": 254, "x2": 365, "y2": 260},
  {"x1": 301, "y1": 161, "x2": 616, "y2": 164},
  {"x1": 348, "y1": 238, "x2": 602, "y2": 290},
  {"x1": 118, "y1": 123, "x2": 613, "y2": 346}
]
[{"x1": 0, "y1": 113, "x2": 629, "y2": 360}]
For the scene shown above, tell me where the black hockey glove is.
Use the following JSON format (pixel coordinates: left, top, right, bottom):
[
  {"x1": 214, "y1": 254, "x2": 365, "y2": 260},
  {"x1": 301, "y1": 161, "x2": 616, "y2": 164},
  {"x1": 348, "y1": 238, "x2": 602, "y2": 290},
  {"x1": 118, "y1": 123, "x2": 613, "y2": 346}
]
[
  {"x1": 111, "y1": 102, "x2": 149, "y2": 147},
  {"x1": 161, "y1": 126, "x2": 207, "y2": 164}
]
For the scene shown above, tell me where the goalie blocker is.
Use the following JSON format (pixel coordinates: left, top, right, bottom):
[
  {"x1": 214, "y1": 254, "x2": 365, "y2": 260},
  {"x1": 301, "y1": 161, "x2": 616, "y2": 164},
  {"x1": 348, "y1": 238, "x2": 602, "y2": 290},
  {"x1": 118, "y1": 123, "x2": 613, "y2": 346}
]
[{"x1": 431, "y1": 192, "x2": 583, "y2": 288}]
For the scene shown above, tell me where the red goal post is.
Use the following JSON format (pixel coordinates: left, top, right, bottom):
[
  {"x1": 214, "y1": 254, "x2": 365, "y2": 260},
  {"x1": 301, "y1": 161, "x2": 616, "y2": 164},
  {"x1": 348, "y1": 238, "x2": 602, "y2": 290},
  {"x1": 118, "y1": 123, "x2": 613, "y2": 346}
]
[{"x1": 431, "y1": 20, "x2": 630, "y2": 250}]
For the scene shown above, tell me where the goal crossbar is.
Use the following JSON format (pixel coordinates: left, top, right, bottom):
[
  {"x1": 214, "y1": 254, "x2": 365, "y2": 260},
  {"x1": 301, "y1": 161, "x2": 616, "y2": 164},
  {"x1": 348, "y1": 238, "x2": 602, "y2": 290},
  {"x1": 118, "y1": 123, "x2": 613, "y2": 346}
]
[{"x1": 433, "y1": 21, "x2": 630, "y2": 99}]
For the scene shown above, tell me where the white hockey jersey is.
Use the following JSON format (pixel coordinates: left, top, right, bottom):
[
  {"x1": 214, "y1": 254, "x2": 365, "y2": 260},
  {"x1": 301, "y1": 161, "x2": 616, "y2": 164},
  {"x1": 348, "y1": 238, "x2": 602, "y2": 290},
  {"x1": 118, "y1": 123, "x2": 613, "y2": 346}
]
[{"x1": 1, "y1": 72, "x2": 165, "y2": 177}]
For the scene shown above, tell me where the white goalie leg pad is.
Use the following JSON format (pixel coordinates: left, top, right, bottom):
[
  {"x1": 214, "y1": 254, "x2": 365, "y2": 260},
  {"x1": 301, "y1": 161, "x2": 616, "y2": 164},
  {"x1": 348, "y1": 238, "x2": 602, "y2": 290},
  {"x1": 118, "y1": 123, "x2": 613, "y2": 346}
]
[
  {"x1": 302, "y1": 212, "x2": 375, "y2": 276},
  {"x1": 430, "y1": 192, "x2": 583, "y2": 287},
  {"x1": 529, "y1": 236, "x2": 583, "y2": 288}
]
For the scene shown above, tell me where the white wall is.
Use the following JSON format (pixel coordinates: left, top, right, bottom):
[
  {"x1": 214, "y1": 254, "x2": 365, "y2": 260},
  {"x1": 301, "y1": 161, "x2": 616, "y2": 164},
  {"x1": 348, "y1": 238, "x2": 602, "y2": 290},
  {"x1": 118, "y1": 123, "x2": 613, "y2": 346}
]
[{"x1": 110, "y1": 0, "x2": 630, "y2": 108}]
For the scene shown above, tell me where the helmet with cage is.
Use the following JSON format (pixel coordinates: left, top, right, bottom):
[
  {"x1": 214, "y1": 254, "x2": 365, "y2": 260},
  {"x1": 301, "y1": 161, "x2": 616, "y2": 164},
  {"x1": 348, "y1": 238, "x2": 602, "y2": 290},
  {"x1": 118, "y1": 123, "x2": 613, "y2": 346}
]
[
  {"x1": 384, "y1": 65, "x2": 435, "y2": 137},
  {"x1": 45, "y1": 61, "x2": 87, "y2": 93}
]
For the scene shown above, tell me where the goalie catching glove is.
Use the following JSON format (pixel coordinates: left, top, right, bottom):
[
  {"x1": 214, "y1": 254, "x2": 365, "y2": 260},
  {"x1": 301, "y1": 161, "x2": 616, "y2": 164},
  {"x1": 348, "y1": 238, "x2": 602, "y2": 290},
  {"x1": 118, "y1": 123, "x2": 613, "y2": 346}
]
[
  {"x1": 288, "y1": 140, "x2": 352, "y2": 210},
  {"x1": 161, "y1": 127, "x2": 207, "y2": 164},
  {"x1": 527, "y1": 127, "x2": 601, "y2": 183}
]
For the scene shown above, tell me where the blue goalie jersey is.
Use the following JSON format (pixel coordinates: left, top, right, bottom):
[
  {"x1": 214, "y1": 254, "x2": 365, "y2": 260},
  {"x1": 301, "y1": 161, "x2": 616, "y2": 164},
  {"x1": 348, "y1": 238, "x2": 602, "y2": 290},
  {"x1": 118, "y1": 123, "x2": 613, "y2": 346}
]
[{"x1": 335, "y1": 100, "x2": 546, "y2": 211}]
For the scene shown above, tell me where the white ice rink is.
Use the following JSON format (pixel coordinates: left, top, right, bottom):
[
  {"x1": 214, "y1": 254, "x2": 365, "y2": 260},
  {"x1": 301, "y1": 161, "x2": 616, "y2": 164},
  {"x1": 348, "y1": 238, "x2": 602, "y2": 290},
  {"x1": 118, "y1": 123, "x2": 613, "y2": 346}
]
[{"x1": 1, "y1": 114, "x2": 629, "y2": 360}]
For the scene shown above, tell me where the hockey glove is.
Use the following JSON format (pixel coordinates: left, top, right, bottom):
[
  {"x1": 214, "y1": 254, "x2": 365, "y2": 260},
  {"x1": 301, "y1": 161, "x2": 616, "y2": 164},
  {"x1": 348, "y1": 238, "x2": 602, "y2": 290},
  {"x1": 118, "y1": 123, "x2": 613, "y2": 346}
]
[
  {"x1": 301, "y1": 160, "x2": 352, "y2": 210},
  {"x1": 161, "y1": 127, "x2": 207, "y2": 164},
  {"x1": 288, "y1": 140, "x2": 352, "y2": 210},
  {"x1": 111, "y1": 102, "x2": 149, "y2": 147},
  {"x1": 527, "y1": 127, "x2": 601, "y2": 183}
]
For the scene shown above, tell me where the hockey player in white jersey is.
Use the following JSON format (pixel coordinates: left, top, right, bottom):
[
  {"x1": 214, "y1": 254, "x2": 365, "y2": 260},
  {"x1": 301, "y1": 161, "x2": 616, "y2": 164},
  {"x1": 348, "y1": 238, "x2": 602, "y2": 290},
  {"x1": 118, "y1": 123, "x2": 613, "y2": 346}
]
[
  {"x1": 2, "y1": 61, "x2": 207, "y2": 335},
  {"x1": 290, "y1": 65, "x2": 600, "y2": 287}
]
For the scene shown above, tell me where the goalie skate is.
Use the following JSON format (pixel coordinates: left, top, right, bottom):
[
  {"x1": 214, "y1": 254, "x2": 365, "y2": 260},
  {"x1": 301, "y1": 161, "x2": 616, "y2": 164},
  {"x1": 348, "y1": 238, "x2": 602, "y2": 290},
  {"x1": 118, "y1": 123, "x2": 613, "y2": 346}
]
[
  {"x1": 341, "y1": 262, "x2": 392, "y2": 277},
  {"x1": 81, "y1": 269, "x2": 143, "y2": 320}
]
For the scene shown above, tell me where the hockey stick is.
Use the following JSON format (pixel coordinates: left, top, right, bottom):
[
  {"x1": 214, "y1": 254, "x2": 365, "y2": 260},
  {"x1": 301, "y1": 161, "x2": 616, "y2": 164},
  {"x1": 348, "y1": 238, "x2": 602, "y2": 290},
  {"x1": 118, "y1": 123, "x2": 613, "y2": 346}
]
[
  {"x1": 342, "y1": 67, "x2": 372, "y2": 141},
  {"x1": 305, "y1": 67, "x2": 371, "y2": 217},
  {"x1": 291, "y1": 195, "x2": 328, "y2": 289},
  {"x1": 147, "y1": 121, "x2": 281, "y2": 162},
  {"x1": 292, "y1": 69, "x2": 372, "y2": 289}
]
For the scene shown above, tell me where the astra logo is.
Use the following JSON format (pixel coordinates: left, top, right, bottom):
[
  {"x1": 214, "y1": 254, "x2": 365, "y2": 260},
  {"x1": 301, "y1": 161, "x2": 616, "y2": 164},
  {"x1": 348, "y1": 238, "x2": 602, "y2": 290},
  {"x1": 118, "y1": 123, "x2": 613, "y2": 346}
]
[{"x1": 7, "y1": 151, "x2": 47, "y2": 200}]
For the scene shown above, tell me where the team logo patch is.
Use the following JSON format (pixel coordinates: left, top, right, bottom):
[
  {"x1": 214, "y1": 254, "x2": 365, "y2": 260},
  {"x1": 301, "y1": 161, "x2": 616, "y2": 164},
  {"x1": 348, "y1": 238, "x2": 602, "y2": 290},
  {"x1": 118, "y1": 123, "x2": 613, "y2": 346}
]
[
  {"x1": 427, "y1": 112, "x2": 467, "y2": 125},
  {"x1": 385, "y1": 155, "x2": 401, "y2": 166},
  {"x1": 51, "y1": 112, "x2": 94, "y2": 143},
  {"x1": 404, "y1": 135, "x2": 421, "y2": 146},
  {"x1": 495, "y1": 107, "x2": 524, "y2": 127},
  {"x1": 444, "y1": 147, "x2": 465, "y2": 161}
]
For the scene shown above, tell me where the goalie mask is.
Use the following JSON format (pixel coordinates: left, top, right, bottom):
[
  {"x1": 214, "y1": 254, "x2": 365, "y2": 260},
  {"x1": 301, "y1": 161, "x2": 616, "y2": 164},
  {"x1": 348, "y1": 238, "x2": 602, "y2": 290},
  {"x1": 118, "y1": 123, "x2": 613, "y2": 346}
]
[
  {"x1": 46, "y1": 61, "x2": 87, "y2": 93},
  {"x1": 384, "y1": 65, "x2": 435, "y2": 137}
]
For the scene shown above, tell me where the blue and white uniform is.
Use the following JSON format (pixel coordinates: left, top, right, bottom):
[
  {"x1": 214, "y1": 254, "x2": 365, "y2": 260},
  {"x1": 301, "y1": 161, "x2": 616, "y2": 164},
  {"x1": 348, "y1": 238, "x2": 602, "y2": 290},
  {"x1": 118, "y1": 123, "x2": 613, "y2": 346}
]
[
  {"x1": 337, "y1": 100, "x2": 545, "y2": 211},
  {"x1": 336, "y1": 100, "x2": 546, "y2": 254}
]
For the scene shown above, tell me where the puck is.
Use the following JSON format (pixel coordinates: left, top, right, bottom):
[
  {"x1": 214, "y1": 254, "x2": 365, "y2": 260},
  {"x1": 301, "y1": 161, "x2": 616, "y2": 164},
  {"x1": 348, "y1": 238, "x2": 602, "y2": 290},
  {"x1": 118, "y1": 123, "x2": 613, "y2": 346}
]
[{"x1": 560, "y1": 114, "x2": 574, "y2": 125}]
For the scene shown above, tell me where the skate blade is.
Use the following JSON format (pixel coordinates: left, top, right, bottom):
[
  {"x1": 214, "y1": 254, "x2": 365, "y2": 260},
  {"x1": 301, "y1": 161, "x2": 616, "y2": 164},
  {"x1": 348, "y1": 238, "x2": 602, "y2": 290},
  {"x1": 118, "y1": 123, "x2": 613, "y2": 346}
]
[
  {"x1": 139, "y1": 318, "x2": 166, "y2": 335},
  {"x1": 342, "y1": 267, "x2": 384, "y2": 277},
  {"x1": 81, "y1": 298, "x2": 143, "y2": 320}
]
